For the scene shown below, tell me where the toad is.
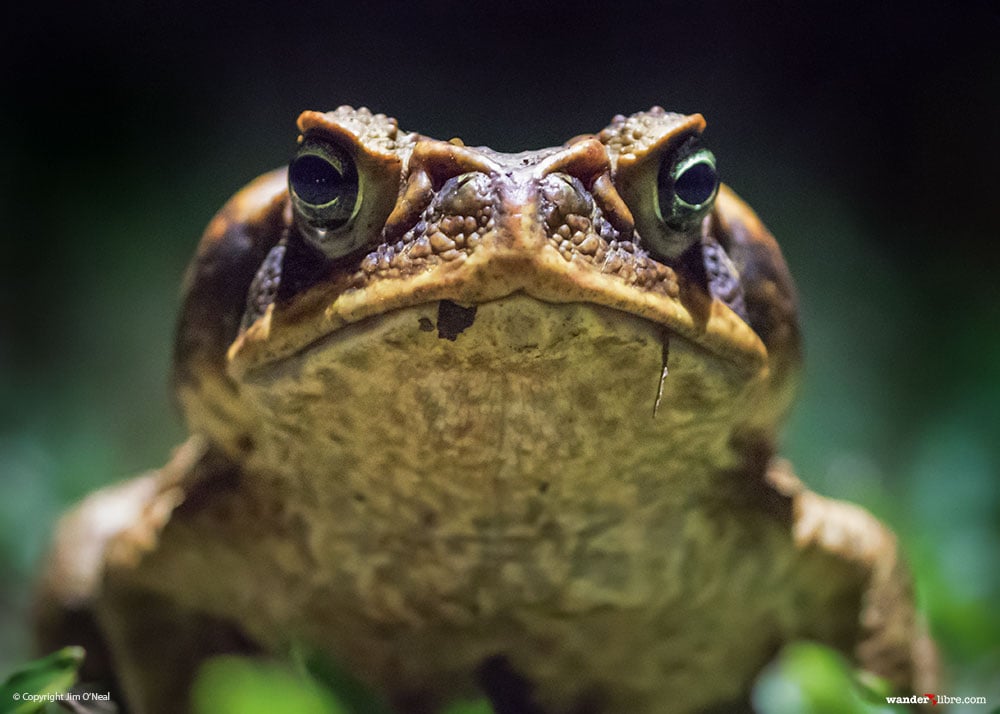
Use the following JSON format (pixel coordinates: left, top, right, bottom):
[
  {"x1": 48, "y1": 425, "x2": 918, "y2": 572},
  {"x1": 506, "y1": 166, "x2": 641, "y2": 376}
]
[{"x1": 36, "y1": 107, "x2": 936, "y2": 714}]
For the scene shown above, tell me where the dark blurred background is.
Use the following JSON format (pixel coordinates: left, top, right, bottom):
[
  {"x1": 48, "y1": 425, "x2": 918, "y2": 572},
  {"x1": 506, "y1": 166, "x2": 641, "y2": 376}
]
[{"x1": 2, "y1": 0, "x2": 998, "y2": 705}]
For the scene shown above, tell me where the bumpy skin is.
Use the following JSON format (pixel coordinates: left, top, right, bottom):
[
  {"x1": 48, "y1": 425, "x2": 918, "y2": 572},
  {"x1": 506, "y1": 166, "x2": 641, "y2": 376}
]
[{"x1": 36, "y1": 107, "x2": 936, "y2": 714}]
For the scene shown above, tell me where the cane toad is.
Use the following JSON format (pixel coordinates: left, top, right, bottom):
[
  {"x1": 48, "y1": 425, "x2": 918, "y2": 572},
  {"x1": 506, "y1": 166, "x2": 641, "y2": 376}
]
[{"x1": 35, "y1": 107, "x2": 936, "y2": 713}]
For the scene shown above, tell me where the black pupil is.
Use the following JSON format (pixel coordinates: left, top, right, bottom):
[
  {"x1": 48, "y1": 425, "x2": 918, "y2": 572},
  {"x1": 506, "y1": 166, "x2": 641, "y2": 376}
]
[
  {"x1": 674, "y1": 161, "x2": 717, "y2": 206},
  {"x1": 290, "y1": 155, "x2": 345, "y2": 206}
]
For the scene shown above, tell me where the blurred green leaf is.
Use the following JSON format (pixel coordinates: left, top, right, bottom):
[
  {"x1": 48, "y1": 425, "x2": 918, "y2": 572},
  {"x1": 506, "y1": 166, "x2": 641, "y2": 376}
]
[
  {"x1": 193, "y1": 651, "x2": 498, "y2": 714},
  {"x1": 0, "y1": 647, "x2": 84, "y2": 714},
  {"x1": 852, "y1": 669, "x2": 896, "y2": 705},
  {"x1": 293, "y1": 645, "x2": 394, "y2": 714},
  {"x1": 192, "y1": 656, "x2": 347, "y2": 714},
  {"x1": 439, "y1": 699, "x2": 494, "y2": 714},
  {"x1": 753, "y1": 642, "x2": 895, "y2": 714}
]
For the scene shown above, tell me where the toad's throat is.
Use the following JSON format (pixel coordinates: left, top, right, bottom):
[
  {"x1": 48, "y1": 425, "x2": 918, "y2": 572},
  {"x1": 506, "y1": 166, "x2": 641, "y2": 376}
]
[{"x1": 235, "y1": 295, "x2": 757, "y2": 500}]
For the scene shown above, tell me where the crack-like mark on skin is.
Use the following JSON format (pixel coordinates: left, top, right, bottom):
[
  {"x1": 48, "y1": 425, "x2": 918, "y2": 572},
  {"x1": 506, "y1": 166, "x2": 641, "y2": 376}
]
[{"x1": 654, "y1": 334, "x2": 670, "y2": 418}]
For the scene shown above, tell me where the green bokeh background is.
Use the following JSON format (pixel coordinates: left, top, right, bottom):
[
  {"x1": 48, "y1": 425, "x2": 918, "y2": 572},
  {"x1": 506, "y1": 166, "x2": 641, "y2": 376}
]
[{"x1": 2, "y1": 0, "x2": 998, "y2": 708}]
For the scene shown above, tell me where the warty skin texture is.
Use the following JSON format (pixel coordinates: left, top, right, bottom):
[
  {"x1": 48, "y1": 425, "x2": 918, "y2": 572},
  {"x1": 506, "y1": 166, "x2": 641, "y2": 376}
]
[{"x1": 35, "y1": 107, "x2": 936, "y2": 714}]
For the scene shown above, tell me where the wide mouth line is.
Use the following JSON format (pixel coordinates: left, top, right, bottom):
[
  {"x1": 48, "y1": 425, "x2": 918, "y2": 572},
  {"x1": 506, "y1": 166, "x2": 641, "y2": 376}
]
[{"x1": 231, "y1": 291, "x2": 756, "y2": 380}]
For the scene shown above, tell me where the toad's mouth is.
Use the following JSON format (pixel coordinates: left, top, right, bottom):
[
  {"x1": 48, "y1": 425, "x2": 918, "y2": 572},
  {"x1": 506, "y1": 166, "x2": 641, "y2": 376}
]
[{"x1": 227, "y1": 235, "x2": 768, "y2": 381}]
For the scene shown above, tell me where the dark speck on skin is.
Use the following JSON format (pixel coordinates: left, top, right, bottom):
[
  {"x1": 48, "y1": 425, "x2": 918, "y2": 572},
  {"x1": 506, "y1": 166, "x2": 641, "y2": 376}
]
[{"x1": 436, "y1": 300, "x2": 477, "y2": 341}]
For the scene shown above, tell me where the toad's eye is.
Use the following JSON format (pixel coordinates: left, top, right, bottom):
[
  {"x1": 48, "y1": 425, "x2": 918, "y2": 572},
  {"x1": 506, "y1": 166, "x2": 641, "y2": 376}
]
[
  {"x1": 656, "y1": 139, "x2": 719, "y2": 233},
  {"x1": 291, "y1": 154, "x2": 351, "y2": 206},
  {"x1": 289, "y1": 135, "x2": 362, "y2": 255}
]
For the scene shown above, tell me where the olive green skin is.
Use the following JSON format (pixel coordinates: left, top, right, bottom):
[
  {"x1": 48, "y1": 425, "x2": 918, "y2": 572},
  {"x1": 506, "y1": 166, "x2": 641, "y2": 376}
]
[{"x1": 36, "y1": 107, "x2": 936, "y2": 714}]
